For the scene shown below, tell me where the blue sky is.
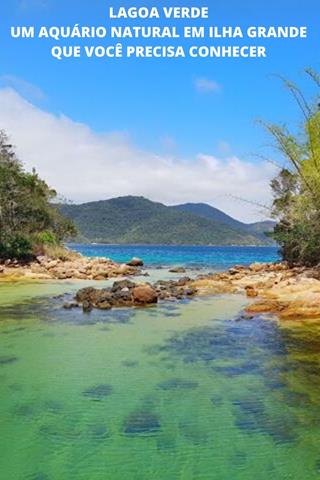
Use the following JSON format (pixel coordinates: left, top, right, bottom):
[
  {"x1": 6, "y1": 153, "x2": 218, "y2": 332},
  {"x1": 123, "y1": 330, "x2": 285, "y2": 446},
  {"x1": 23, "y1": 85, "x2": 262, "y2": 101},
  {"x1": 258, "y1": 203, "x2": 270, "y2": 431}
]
[{"x1": 0, "y1": 0, "x2": 319, "y2": 221}]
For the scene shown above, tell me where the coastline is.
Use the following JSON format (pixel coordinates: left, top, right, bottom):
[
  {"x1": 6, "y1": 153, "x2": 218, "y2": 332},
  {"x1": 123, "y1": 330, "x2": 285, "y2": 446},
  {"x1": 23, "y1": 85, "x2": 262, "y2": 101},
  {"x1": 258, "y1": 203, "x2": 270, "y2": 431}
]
[
  {"x1": 68, "y1": 242, "x2": 274, "y2": 247},
  {"x1": 192, "y1": 262, "x2": 320, "y2": 320},
  {"x1": 3, "y1": 252, "x2": 320, "y2": 321},
  {"x1": 0, "y1": 253, "x2": 142, "y2": 282}
]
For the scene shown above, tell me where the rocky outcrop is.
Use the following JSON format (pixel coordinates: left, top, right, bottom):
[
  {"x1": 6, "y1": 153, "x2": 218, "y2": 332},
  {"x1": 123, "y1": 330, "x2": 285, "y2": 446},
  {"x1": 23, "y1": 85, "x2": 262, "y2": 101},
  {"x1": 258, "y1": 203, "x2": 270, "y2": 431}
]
[
  {"x1": 126, "y1": 257, "x2": 144, "y2": 267},
  {"x1": 4, "y1": 252, "x2": 320, "y2": 321},
  {"x1": 192, "y1": 262, "x2": 320, "y2": 320},
  {"x1": 0, "y1": 254, "x2": 141, "y2": 281},
  {"x1": 70, "y1": 277, "x2": 197, "y2": 311}
]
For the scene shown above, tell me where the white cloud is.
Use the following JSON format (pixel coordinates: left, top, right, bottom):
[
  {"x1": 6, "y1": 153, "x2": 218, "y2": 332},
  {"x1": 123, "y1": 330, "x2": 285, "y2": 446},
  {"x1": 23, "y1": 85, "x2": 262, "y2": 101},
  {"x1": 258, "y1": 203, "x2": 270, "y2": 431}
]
[
  {"x1": 0, "y1": 76, "x2": 46, "y2": 102},
  {"x1": 0, "y1": 88, "x2": 276, "y2": 222},
  {"x1": 194, "y1": 77, "x2": 221, "y2": 93}
]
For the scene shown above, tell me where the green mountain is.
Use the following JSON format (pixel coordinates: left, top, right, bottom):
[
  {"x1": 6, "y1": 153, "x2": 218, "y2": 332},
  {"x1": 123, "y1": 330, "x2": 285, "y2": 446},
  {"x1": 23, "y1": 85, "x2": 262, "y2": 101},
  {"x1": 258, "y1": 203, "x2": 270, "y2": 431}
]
[
  {"x1": 173, "y1": 203, "x2": 248, "y2": 231},
  {"x1": 59, "y1": 196, "x2": 274, "y2": 245},
  {"x1": 174, "y1": 203, "x2": 276, "y2": 241},
  {"x1": 247, "y1": 220, "x2": 276, "y2": 236}
]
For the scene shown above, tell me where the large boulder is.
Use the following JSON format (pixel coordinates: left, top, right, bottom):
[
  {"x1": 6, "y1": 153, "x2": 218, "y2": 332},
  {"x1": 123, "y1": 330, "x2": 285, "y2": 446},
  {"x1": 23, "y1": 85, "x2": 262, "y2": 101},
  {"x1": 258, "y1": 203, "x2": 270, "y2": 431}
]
[
  {"x1": 132, "y1": 284, "x2": 158, "y2": 305},
  {"x1": 111, "y1": 279, "x2": 136, "y2": 292},
  {"x1": 75, "y1": 287, "x2": 98, "y2": 303},
  {"x1": 114, "y1": 263, "x2": 135, "y2": 275},
  {"x1": 127, "y1": 257, "x2": 144, "y2": 267}
]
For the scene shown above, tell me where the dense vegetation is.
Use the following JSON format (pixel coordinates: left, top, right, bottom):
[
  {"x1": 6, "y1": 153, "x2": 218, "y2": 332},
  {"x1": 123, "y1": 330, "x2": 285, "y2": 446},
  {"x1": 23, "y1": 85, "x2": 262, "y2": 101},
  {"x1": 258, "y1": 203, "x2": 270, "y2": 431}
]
[
  {"x1": 268, "y1": 69, "x2": 320, "y2": 265},
  {"x1": 0, "y1": 130, "x2": 76, "y2": 260},
  {"x1": 60, "y1": 196, "x2": 273, "y2": 245},
  {"x1": 175, "y1": 203, "x2": 275, "y2": 241}
]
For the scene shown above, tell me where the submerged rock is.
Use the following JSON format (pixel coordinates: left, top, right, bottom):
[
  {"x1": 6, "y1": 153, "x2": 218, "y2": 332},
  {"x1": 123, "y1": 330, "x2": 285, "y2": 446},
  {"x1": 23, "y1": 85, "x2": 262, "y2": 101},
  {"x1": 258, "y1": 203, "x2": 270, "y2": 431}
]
[
  {"x1": 87, "y1": 423, "x2": 110, "y2": 440},
  {"x1": 63, "y1": 301, "x2": 79, "y2": 309},
  {"x1": 169, "y1": 266, "x2": 186, "y2": 273},
  {"x1": 82, "y1": 384, "x2": 113, "y2": 400},
  {"x1": 232, "y1": 396, "x2": 298, "y2": 445},
  {"x1": 123, "y1": 410, "x2": 161, "y2": 435},
  {"x1": 45, "y1": 400, "x2": 64, "y2": 414},
  {"x1": 0, "y1": 355, "x2": 18, "y2": 365},
  {"x1": 157, "y1": 378, "x2": 198, "y2": 390},
  {"x1": 82, "y1": 300, "x2": 93, "y2": 313},
  {"x1": 14, "y1": 404, "x2": 35, "y2": 417}
]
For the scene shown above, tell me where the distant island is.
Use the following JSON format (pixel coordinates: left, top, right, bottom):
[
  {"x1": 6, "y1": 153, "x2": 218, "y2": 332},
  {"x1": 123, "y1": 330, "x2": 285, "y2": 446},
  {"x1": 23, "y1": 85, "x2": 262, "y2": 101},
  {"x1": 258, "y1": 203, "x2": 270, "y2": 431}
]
[{"x1": 59, "y1": 196, "x2": 275, "y2": 246}]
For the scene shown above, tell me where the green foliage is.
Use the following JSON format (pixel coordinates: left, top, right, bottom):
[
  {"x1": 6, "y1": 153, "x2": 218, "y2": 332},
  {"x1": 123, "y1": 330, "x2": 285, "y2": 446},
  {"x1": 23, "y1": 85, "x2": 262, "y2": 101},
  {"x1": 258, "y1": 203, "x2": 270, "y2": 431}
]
[
  {"x1": 268, "y1": 68, "x2": 320, "y2": 265},
  {"x1": 60, "y1": 196, "x2": 272, "y2": 246},
  {"x1": 0, "y1": 234, "x2": 33, "y2": 260},
  {"x1": 0, "y1": 130, "x2": 76, "y2": 260},
  {"x1": 34, "y1": 230, "x2": 57, "y2": 246}
]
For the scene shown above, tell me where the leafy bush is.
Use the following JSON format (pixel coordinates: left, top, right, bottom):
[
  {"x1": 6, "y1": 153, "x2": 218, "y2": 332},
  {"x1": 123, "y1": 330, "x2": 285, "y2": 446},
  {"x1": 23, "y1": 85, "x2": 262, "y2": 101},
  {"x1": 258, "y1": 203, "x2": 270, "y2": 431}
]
[
  {"x1": 0, "y1": 234, "x2": 33, "y2": 260},
  {"x1": 0, "y1": 130, "x2": 77, "y2": 260},
  {"x1": 34, "y1": 230, "x2": 57, "y2": 246}
]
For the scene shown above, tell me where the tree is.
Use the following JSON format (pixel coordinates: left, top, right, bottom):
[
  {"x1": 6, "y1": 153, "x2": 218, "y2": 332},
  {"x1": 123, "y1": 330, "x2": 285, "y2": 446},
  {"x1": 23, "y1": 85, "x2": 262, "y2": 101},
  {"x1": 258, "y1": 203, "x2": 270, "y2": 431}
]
[
  {"x1": 266, "y1": 69, "x2": 320, "y2": 265},
  {"x1": 0, "y1": 130, "x2": 76, "y2": 259}
]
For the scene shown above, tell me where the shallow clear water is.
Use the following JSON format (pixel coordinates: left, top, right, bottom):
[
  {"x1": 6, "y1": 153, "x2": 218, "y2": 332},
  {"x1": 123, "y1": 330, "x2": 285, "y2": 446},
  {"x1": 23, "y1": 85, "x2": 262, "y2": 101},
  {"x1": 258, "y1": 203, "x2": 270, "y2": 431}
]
[
  {"x1": 1, "y1": 278, "x2": 320, "y2": 480},
  {"x1": 69, "y1": 244, "x2": 279, "y2": 269}
]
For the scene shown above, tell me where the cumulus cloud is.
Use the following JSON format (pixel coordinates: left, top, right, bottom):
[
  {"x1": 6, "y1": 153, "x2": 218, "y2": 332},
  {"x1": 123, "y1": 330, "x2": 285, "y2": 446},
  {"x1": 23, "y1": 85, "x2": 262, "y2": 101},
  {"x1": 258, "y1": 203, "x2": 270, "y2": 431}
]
[
  {"x1": 0, "y1": 76, "x2": 46, "y2": 102},
  {"x1": 194, "y1": 77, "x2": 221, "y2": 93},
  {"x1": 0, "y1": 88, "x2": 276, "y2": 222}
]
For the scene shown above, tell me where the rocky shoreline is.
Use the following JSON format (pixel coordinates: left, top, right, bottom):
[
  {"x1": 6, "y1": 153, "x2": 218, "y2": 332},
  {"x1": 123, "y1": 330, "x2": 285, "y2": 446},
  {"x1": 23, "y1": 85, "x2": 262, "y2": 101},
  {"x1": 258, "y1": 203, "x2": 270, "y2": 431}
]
[
  {"x1": 0, "y1": 254, "x2": 144, "y2": 281},
  {"x1": 62, "y1": 260, "x2": 320, "y2": 320},
  {"x1": 192, "y1": 262, "x2": 320, "y2": 320},
  {"x1": 2, "y1": 253, "x2": 320, "y2": 320}
]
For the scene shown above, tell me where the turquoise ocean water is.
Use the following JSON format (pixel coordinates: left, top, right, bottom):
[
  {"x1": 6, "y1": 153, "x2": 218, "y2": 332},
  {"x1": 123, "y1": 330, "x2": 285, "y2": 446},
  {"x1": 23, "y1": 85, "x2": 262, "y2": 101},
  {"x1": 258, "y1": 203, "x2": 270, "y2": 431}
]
[{"x1": 69, "y1": 244, "x2": 280, "y2": 268}]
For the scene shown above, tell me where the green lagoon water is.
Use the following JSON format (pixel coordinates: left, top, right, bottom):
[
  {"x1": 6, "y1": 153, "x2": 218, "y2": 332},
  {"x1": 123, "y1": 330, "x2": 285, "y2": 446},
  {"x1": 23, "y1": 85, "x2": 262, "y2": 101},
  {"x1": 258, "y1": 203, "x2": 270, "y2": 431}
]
[{"x1": 1, "y1": 276, "x2": 320, "y2": 480}]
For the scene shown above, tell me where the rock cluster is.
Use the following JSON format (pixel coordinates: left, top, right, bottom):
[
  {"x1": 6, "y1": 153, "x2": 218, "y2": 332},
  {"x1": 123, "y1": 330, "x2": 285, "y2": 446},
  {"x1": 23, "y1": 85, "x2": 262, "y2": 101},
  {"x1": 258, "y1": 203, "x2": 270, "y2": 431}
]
[
  {"x1": 4, "y1": 253, "x2": 320, "y2": 321},
  {"x1": 192, "y1": 261, "x2": 320, "y2": 320},
  {"x1": 0, "y1": 254, "x2": 140, "y2": 280},
  {"x1": 67, "y1": 277, "x2": 197, "y2": 311}
]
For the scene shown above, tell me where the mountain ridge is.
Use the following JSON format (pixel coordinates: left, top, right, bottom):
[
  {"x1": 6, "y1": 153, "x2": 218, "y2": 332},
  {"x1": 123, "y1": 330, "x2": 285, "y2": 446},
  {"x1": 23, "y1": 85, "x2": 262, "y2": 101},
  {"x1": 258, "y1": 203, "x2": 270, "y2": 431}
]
[
  {"x1": 174, "y1": 202, "x2": 275, "y2": 241},
  {"x1": 59, "y1": 196, "x2": 275, "y2": 246}
]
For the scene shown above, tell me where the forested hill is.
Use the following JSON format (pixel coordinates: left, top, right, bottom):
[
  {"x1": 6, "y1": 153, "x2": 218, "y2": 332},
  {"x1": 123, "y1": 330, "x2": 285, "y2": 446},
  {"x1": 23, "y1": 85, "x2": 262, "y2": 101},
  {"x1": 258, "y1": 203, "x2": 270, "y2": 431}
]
[
  {"x1": 59, "y1": 196, "x2": 274, "y2": 245},
  {"x1": 174, "y1": 203, "x2": 275, "y2": 241}
]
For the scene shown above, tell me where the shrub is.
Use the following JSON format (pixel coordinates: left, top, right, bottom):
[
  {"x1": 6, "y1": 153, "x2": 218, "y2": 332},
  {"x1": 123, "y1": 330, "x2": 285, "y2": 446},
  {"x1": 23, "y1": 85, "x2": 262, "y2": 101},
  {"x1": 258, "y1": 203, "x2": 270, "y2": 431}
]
[
  {"x1": 0, "y1": 234, "x2": 33, "y2": 260},
  {"x1": 34, "y1": 230, "x2": 57, "y2": 246},
  {"x1": 0, "y1": 130, "x2": 76, "y2": 261}
]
